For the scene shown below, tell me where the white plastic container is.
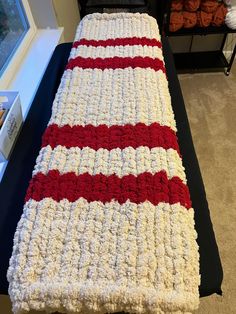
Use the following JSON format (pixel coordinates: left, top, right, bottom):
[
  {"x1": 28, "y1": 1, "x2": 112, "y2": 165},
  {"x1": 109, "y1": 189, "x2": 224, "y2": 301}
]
[{"x1": 0, "y1": 91, "x2": 23, "y2": 162}]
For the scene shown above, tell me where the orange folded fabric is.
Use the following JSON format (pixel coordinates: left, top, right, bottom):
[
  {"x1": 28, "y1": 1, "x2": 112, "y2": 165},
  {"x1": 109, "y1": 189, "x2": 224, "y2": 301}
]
[
  {"x1": 183, "y1": 11, "x2": 197, "y2": 28},
  {"x1": 169, "y1": 11, "x2": 184, "y2": 32},
  {"x1": 212, "y1": 4, "x2": 227, "y2": 26},
  {"x1": 171, "y1": 0, "x2": 184, "y2": 11},
  {"x1": 184, "y1": 0, "x2": 201, "y2": 12},
  {"x1": 197, "y1": 10, "x2": 213, "y2": 27},
  {"x1": 201, "y1": 0, "x2": 219, "y2": 13}
]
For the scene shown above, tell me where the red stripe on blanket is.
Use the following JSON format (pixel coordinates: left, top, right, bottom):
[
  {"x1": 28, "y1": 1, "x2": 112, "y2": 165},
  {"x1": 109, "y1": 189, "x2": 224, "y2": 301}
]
[
  {"x1": 42, "y1": 123, "x2": 180, "y2": 153},
  {"x1": 73, "y1": 37, "x2": 162, "y2": 48},
  {"x1": 66, "y1": 56, "x2": 165, "y2": 72},
  {"x1": 25, "y1": 170, "x2": 191, "y2": 208}
]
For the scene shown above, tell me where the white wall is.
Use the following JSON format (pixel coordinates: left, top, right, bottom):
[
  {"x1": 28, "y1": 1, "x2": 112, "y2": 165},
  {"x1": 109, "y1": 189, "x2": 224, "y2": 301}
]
[
  {"x1": 28, "y1": 0, "x2": 81, "y2": 42},
  {"x1": 28, "y1": 0, "x2": 58, "y2": 28},
  {"x1": 53, "y1": 0, "x2": 81, "y2": 42}
]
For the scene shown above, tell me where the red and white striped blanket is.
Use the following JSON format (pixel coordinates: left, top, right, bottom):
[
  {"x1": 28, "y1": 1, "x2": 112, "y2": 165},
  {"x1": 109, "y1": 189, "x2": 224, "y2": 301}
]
[{"x1": 8, "y1": 13, "x2": 200, "y2": 314}]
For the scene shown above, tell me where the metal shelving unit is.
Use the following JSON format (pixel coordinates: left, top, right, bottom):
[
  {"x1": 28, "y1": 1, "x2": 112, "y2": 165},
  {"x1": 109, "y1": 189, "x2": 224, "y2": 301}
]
[{"x1": 163, "y1": 0, "x2": 236, "y2": 75}]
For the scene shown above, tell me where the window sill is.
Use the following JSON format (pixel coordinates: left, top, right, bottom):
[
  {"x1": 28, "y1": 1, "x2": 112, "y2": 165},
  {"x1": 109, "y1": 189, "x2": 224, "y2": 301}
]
[{"x1": 0, "y1": 28, "x2": 64, "y2": 181}]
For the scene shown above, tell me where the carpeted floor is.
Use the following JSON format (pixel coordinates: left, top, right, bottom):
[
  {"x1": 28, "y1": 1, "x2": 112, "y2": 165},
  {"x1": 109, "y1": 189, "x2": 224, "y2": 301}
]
[
  {"x1": 178, "y1": 66, "x2": 236, "y2": 314},
  {"x1": 1, "y1": 66, "x2": 235, "y2": 313}
]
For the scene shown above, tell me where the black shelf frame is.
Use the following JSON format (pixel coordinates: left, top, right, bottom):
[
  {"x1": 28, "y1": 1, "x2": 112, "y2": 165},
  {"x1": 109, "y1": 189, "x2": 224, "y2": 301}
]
[
  {"x1": 85, "y1": 0, "x2": 147, "y2": 8},
  {"x1": 174, "y1": 50, "x2": 228, "y2": 73},
  {"x1": 163, "y1": 0, "x2": 236, "y2": 75},
  {"x1": 79, "y1": 0, "x2": 149, "y2": 17},
  {"x1": 166, "y1": 25, "x2": 236, "y2": 37}
]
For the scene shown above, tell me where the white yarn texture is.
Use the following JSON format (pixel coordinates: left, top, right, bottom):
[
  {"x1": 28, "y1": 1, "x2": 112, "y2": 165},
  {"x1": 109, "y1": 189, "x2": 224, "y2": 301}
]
[
  {"x1": 7, "y1": 13, "x2": 200, "y2": 314},
  {"x1": 225, "y1": 0, "x2": 236, "y2": 29}
]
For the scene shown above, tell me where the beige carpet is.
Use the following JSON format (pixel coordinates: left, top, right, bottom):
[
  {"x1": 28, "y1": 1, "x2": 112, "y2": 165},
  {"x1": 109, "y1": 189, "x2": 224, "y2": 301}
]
[
  {"x1": 178, "y1": 66, "x2": 236, "y2": 314},
  {"x1": 1, "y1": 66, "x2": 236, "y2": 313}
]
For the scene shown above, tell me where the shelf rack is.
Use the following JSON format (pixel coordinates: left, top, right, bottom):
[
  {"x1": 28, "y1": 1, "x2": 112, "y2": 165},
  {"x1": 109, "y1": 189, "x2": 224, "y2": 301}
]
[{"x1": 163, "y1": 0, "x2": 236, "y2": 75}]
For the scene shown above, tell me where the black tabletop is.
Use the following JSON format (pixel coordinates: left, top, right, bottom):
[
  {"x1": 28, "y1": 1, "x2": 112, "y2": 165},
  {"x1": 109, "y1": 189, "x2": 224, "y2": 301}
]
[{"x1": 0, "y1": 38, "x2": 223, "y2": 297}]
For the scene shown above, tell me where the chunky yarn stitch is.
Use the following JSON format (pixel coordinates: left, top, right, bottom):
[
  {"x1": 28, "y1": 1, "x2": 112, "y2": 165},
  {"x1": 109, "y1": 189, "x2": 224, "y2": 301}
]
[{"x1": 7, "y1": 13, "x2": 200, "y2": 314}]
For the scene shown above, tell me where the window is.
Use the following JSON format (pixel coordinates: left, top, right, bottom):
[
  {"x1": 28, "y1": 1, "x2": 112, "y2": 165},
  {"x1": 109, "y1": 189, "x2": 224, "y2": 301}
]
[
  {"x1": 0, "y1": 0, "x2": 36, "y2": 89},
  {"x1": 0, "y1": 0, "x2": 30, "y2": 76}
]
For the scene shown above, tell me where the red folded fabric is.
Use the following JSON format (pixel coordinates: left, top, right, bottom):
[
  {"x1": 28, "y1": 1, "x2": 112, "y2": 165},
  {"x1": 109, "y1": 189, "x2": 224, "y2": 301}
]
[
  {"x1": 183, "y1": 11, "x2": 197, "y2": 28},
  {"x1": 171, "y1": 0, "x2": 184, "y2": 11},
  {"x1": 197, "y1": 10, "x2": 213, "y2": 27},
  {"x1": 212, "y1": 4, "x2": 227, "y2": 26},
  {"x1": 201, "y1": 0, "x2": 219, "y2": 13},
  {"x1": 169, "y1": 11, "x2": 184, "y2": 32},
  {"x1": 184, "y1": 0, "x2": 201, "y2": 12}
]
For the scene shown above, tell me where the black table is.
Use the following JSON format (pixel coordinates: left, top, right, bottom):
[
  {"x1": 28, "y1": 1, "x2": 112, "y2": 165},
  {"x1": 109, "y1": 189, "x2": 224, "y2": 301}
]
[{"x1": 0, "y1": 37, "x2": 223, "y2": 297}]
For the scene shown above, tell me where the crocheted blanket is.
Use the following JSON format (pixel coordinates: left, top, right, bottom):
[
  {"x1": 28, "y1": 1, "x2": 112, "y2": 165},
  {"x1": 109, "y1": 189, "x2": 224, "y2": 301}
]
[{"x1": 8, "y1": 13, "x2": 200, "y2": 314}]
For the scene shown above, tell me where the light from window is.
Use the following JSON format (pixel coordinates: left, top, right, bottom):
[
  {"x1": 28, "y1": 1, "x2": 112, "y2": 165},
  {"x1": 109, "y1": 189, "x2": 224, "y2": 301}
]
[{"x1": 0, "y1": 0, "x2": 29, "y2": 76}]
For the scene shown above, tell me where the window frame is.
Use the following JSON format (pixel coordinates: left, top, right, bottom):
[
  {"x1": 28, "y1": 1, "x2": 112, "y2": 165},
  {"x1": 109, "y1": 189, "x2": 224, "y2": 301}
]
[{"x1": 0, "y1": 0, "x2": 37, "y2": 89}]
